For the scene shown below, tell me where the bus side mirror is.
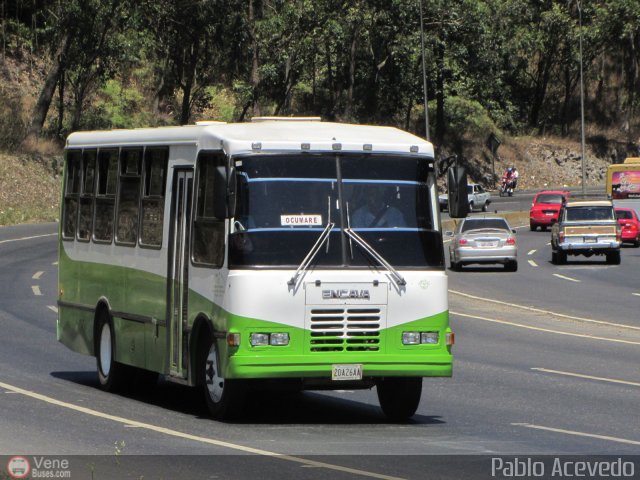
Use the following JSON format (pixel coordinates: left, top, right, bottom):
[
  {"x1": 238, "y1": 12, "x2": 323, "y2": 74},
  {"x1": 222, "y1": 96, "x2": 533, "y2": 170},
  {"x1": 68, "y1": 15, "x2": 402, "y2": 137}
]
[
  {"x1": 447, "y1": 165, "x2": 469, "y2": 218},
  {"x1": 214, "y1": 166, "x2": 236, "y2": 219}
]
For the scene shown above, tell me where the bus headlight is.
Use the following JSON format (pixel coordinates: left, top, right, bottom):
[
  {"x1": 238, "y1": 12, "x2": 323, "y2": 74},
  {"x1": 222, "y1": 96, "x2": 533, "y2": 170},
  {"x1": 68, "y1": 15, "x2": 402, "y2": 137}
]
[
  {"x1": 270, "y1": 332, "x2": 290, "y2": 346},
  {"x1": 403, "y1": 331, "x2": 440, "y2": 345},
  {"x1": 250, "y1": 332, "x2": 290, "y2": 346},
  {"x1": 250, "y1": 333, "x2": 270, "y2": 346},
  {"x1": 421, "y1": 332, "x2": 439, "y2": 344},
  {"x1": 402, "y1": 332, "x2": 421, "y2": 345}
]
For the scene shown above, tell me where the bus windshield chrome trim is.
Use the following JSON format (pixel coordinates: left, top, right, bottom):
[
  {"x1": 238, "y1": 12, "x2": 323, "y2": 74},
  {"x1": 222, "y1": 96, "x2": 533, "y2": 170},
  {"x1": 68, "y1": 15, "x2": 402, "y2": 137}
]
[
  {"x1": 344, "y1": 228, "x2": 406, "y2": 287},
  {"x1": 287, "y1": 222, "x2": 335, "y2": 288}
]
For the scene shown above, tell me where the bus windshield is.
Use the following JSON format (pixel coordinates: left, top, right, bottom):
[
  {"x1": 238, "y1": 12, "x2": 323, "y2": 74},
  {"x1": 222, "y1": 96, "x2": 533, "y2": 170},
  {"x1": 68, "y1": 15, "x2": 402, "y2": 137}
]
[{"x1": 229, "y1": 154, "x2": 443, "y2": 268}]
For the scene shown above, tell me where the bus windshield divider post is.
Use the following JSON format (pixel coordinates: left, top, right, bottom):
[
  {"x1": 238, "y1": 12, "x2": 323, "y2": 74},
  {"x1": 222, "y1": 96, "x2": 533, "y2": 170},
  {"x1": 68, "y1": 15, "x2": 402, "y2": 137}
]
[
  {"x1": 344, "y1": 228, "x2": 406, "y2": 287},
  {"x1": 287, "y1": 222, "x2": 335, "y2": 288}
]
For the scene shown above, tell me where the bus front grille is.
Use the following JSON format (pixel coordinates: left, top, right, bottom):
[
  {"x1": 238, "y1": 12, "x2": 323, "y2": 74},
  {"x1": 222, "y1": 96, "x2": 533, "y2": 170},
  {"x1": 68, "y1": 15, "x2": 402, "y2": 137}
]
[{"x1": 306, "y1": 307, "x2": 384, "y2": 352}]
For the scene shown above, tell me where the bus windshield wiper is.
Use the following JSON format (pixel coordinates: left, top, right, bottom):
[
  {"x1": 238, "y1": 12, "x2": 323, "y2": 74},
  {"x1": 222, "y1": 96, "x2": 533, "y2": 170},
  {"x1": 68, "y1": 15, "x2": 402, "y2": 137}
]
[
  {"x1": 287, "y1": 222, "x2": 335, "y2": 287},
  {"x1": 344, "y1": 228, "x2": 406, "y2": 287}
]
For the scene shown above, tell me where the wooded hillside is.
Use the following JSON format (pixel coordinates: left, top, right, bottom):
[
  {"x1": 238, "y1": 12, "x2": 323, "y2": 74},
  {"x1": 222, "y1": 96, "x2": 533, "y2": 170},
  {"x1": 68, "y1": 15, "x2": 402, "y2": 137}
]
[{"x1": 1, "y1": 0, "x2": 639, "y2": 159}]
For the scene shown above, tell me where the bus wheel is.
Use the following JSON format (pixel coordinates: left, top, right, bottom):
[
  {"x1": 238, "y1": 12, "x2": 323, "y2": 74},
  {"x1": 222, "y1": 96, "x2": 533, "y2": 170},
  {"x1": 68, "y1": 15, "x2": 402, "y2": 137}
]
[
  {"x1": 376, "y1": 377, "x2": 422, "y2": 421},
  {"x1": 96, "y1": 312, "x2": 126, "y2": 392},
  {"x1": 201, "y1": 336, "x2": 246, "y2": 420}
]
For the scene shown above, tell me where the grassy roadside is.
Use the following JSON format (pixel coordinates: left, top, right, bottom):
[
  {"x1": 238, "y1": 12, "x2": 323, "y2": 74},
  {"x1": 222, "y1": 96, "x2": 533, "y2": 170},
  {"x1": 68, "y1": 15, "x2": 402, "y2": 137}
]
[{"x1": 0, "y1": 153, "x2": 61, "y2": 226}]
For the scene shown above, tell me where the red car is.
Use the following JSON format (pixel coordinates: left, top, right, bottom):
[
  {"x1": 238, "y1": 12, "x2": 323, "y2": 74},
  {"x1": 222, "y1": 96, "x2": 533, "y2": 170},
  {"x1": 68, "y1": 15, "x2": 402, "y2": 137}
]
[
  {"x1": 529, "y1": 190, "x2": 570, "y2": 231},
  {"x1": 615, "y1": 207, "x2": 640, "y2": 247}
]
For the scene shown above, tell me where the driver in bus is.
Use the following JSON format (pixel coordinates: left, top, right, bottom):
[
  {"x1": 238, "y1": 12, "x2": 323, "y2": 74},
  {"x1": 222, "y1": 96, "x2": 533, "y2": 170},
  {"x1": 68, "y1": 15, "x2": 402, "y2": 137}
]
[{"x1": 351, "y1": 185, "x2": 406, "y2": 228}]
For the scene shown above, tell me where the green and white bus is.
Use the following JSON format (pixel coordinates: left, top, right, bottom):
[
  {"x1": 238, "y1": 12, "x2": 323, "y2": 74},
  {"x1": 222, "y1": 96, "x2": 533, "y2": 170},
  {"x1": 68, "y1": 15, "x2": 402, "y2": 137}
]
[{"x1": 57, "y1": 118, "x2": 463, "y2": 420}]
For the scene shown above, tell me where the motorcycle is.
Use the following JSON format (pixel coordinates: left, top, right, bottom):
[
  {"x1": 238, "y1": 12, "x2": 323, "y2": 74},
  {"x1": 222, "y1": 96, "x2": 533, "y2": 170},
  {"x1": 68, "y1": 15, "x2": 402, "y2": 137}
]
[{"x1": 499, "y1": 177, "x2": 516, "y2": 197}]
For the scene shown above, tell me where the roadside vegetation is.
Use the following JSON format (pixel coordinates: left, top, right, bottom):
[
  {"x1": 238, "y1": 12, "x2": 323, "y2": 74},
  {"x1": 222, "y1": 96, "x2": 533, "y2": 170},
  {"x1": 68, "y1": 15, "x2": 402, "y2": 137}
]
[{"x1": 1, "y1": 0, "x2": 639, "y2": 225}]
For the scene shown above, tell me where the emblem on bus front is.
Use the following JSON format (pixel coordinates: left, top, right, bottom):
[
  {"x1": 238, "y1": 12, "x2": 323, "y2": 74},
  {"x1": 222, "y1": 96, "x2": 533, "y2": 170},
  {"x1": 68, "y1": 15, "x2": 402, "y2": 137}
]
[{"x1": 322, "y1": 289, "x2": 370, "y2": 300}]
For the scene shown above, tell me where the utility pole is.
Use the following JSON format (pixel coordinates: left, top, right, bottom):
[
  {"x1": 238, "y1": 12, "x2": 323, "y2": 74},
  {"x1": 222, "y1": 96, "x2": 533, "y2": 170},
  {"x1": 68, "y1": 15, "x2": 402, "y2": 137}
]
[
  {"x1": 577, "y1": 0, "x2": 586, "y2": 196},
  {"x1": 419, "y1": 0, "x2": 430, "y2": 141}
]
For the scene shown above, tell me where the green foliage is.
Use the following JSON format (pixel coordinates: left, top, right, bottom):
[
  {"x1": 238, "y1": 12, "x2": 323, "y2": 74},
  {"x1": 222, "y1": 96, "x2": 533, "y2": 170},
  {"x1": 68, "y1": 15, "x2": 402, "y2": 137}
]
[
  {"x1": 1, "y1": 0, "x2": 639, "y2": 155},
  {"x1": 88, "y1": 79, "x2": 151, "y2": 129},
  {"x1": 197, "y1": 86, "x2": 237, "y2": 122},
  {"x1": 442, "y1": 96, "x2": 501, "y2": 141}
]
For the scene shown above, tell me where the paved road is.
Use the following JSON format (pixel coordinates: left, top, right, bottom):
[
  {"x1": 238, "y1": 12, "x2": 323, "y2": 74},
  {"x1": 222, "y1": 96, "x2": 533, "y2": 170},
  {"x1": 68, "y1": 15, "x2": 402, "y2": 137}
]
[
  {"x1": 442, "y1": 186, "x2": 605, "y2": 219},
  {"x1": 1, "y1": 223, "x2": 639, "y2": 479}
]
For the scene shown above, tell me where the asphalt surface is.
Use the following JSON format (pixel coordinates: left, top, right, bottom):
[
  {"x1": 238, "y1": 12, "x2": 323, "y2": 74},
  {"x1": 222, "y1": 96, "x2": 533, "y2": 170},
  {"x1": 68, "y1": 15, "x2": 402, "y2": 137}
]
[
  {"x1": 1, "y1": 221, "x2": 639, "y2": 479},
  {"x1": 441, "y1": 186, "x2": 605, "y2": 219}
]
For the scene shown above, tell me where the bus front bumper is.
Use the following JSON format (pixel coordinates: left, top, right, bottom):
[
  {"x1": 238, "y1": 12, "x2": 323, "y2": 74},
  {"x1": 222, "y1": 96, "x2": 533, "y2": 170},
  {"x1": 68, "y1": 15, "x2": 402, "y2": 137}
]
[{"x1": 225, "y1": 353, "x2": 453, "y2": 379}]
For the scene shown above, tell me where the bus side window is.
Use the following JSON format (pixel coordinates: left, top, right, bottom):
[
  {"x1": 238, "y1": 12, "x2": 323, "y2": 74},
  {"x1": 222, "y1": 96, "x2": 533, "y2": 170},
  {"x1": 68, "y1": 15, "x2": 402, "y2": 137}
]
[
  {"x1": 192, "y1": 152, "x2": 225, "y2": 267},
  {"x1": 77, "y1": 150, "x2": 96, "y2": 242},
  {"x1": 94, "y1": 149, "x2": 118, "y2": 243},
  {"x1": 62, "y1": 150, "x2": 82, "y2": 240},
  {"x1": 115, "y1": 148, "x2": 143, "y2": 246},
  {"x1": 140, "y1": 148, "x2": 168, "y2": 248}
]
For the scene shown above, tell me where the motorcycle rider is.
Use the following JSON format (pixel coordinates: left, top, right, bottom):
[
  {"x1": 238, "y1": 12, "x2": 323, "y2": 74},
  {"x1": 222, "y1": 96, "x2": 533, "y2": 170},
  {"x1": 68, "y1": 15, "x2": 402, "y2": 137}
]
[
  {"x1": 501, "y1": 167, "x2": 513, "y2": 192},
  {"x1": 511, "y1": 167, "x2": 519, "y2": 190},
  {"x1": 500, "y1": 167, "x2": 518, "y2": 196}
]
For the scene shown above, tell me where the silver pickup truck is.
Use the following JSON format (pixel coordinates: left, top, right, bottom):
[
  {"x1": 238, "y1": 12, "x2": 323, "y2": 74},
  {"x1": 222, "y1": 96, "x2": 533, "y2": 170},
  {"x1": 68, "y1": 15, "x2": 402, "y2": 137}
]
[
  {"x1": 439, "y1": 183, "x2": 491, "y2": 212},
  {"x1": 551, "y1": 200, "x2": 621, "y2": 264}
]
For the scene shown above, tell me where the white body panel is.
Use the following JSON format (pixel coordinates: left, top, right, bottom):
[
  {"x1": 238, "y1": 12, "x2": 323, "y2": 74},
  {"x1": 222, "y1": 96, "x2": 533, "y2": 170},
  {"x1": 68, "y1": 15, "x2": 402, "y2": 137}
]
[{"x1": 223, "y1": 270, "x2": 448, "y2": 327}]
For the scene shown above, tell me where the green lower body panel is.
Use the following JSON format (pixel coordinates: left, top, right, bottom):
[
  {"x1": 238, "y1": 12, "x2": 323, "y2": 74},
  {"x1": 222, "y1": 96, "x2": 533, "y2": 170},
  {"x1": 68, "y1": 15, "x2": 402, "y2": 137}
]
[{"x1": 226, "y1": 353, "x2": 453, "y2": 379}]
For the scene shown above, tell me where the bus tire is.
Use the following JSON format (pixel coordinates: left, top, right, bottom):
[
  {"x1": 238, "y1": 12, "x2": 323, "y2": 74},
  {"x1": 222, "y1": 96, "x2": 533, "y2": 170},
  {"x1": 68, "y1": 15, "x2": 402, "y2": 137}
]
[
  {"x1": 376, "y1": 377, "x2": 422, "y2": 421},
  {"x1": 200, "y1": 334, "x2": 246, "y2": 420},
  {"x1": 96, "y1": 311, "x2": 127, "y2": 392}
]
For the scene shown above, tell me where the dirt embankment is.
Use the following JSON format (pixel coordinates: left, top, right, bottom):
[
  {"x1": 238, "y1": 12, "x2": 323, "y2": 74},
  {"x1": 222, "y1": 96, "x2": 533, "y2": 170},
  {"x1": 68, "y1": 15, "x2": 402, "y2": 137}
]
[
  {"x1": 0, "y1": 153, "x2": 61, "y2": 225},
  {"x1": 466, "y1": 135, "x2": 639, "y2": 191}
]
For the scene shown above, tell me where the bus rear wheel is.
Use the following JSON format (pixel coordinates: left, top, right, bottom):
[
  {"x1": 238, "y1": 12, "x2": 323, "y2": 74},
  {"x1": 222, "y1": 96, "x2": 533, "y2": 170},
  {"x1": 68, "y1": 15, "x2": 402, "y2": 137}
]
[
  {"x1": 200, "y1": 335, "x2": 246, "y2": 420},
  {"x1": 376, "y1": 377, "x2": 422, "y2": 421},
  {"x1": 96, "y1": 312, "x2": 127, "y2": 392}
]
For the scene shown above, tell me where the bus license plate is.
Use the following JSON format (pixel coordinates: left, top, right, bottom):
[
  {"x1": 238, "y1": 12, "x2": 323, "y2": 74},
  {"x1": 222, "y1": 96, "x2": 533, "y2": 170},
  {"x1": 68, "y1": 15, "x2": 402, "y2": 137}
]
[{"x1": 332, "y1": 364, "x2": 363, "y2": 381}]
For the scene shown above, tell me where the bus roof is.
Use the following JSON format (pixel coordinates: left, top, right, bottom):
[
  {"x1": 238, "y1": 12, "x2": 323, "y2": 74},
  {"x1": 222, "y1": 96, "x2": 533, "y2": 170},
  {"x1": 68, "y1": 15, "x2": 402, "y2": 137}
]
[{"x1": 65, "y1": 120, "x2": 434, "y2": 157}]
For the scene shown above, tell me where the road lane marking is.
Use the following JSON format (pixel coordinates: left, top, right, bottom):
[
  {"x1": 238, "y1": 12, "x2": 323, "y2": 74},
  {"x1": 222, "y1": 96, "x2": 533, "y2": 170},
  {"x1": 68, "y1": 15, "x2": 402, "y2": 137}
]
[
  {"x1": 633, "y1": 293, "x2": 640, "y2": 297},
  {"x1": 531, "y1": 368, "x2": 640, "y2": 388},
  {"x1": 0, "y1": 233, "x2": 57, "y2": 245},
  {"x1": 31, "y1": 285, "x2": 42, "y2": 296},
  {"x1": 528, "y1": 260, "x2": 538, "y2": 267},
  {"x1": 32, "y1": 271, "x2": 44, "y2": 280},
  {"x1": 552, "y1": 273, "x2": 581, "y2": 283},
  {"x1": 451, "y1": 311, "x2": 640, "y2": 346},
  {"x1": 449, "y1": 290, "x2": 640, "y2": 331},
  {"x1": 527, "y1": 250, "x2": 536, "y2": 256},
  {"x1": 511, "y1": 423, "x2": 640, "y2": 446},
  {"x1": 52, "y1": 261, "x2": 58, "y2": 265},
  {"x1": 47, "y1": 306, "x2": 58, "y2": 313},
  {"x1": 0, "y1": 380, "x2": 402, "y2": 480}
]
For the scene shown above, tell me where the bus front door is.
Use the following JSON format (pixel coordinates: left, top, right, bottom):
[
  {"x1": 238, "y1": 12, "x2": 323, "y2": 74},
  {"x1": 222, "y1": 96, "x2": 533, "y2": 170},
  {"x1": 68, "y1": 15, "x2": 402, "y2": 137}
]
[{"x1": 168, "y1": 169, "x2": 193, "y2": 379}]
